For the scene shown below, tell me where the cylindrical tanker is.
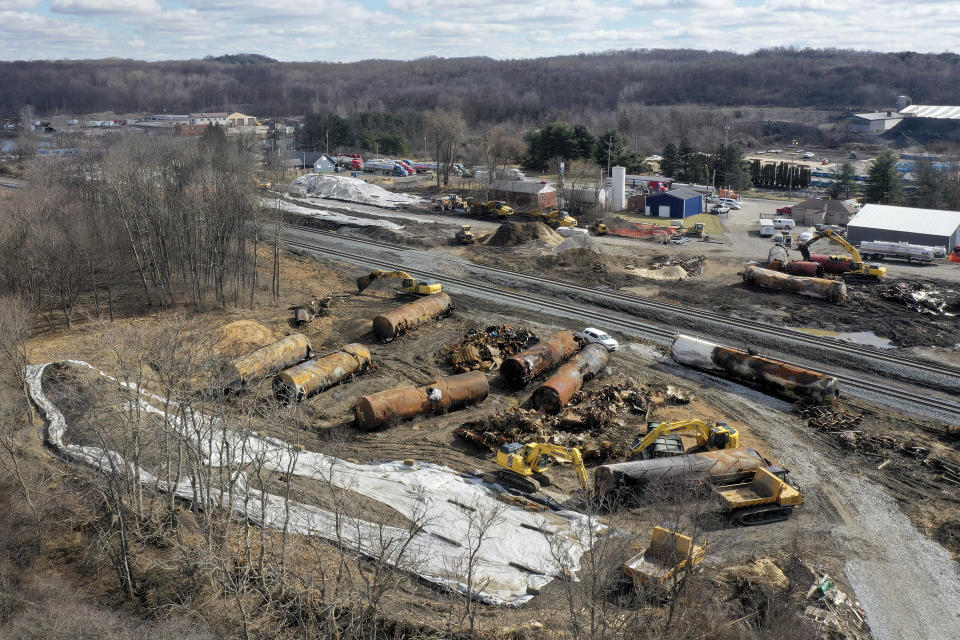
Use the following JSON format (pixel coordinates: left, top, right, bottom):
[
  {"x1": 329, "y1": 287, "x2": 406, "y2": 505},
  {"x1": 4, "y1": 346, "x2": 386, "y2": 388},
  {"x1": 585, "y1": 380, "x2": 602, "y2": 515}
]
[
  {"x1": 500, "y1": 330, "x2": 583, "y2": 387},
  {"x1": 784, "y1": 261, "x2": 824, "y2": 278},
  {"x1": 594, "y1": 447, "x2": 772, "y2": 500},
  {"x1": 354, "y1": 370, "x2": 489, "y2": 430},
  {"x1": 532, "y1": 344, "x2": 610, "y2": 413},
  {"x1": 809, "y1": 254, "x2": 854, "y2": 274},
  {"x1": 743, "y1": 265, "x2": 847, "y2": 303},
  {"x1": 670, "y1": 334, "x2": 840, "y2": 402},
  {"x1": 274, "y1": 344, "x2": 372, "y2": 402},
  {"x1": 227, "y1": 333, "x2": 311, "y2": 390},
  {"x1": 372, "y1": 292, "x2": 452, "y2": 342}
]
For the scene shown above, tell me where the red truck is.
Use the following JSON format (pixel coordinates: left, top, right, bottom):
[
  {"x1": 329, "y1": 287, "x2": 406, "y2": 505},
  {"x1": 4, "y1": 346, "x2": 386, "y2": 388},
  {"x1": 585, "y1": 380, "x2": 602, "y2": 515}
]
[{"x1": 776, "y1": 206, "x2": 792, "y2": 215}]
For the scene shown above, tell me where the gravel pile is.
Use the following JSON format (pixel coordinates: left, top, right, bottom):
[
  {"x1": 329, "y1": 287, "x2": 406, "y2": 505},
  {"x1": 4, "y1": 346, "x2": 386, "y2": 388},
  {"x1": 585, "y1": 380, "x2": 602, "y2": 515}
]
[{"x1": 288, "y1": 174, "x2": 423, "y2": 208}]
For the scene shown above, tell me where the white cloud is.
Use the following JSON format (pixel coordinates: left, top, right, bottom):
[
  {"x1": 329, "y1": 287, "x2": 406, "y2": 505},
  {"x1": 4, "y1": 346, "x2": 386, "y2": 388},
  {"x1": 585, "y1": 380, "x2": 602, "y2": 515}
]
[
  {"x1": 0, "y1": 0, "x2": 41, "y2": 8},
  {"x1": 51, "y1": 0, "x2": 162, "y2": 14}
]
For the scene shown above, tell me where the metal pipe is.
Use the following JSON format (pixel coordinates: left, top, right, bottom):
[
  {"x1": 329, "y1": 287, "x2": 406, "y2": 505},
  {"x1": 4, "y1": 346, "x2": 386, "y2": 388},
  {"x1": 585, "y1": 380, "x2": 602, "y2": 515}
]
[
  {"x1": 354, "y1": 371, "x2": 489, "y2": 430},
  {"x1": 500, "y1": 330, "x2": 583, "y2": 387},
  {"x1": 595, "y1": 447, "x2": 770, "y2": 499},
  {"x1": 671, "y1": 334, "x2": 840, "y2": 402},
  {"x1": 372, "y1": 292, "x2": 452, "y2": 342},
  {"x1": 228, "y1": 333, "x2": 311, "y2": 391},
  {"x1": 743, "y1": 265, "x2": 847, "y2": 303},
  {"x1": 532, "y1": 344, "x2": 610, "y2": 413},
  {"x1": 274, "y1": 344, "x2": 372, "y2": 402}
]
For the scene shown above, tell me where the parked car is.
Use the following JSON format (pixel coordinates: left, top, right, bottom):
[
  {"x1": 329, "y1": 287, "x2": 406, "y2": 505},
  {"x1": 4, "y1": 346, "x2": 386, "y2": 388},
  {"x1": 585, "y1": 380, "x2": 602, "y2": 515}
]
[
  {"x1": 711, "y1": 204, "x2": 730, "y2": 214},
  {"x1": 718, "y1": 198, "x2": 742, "y2": 209},
  {"x1": 583, "y1": 328, "x2": 619, "y2": 352},
  {"x1": 801, "y1": 152, "x2": 815, "y2": 159}
]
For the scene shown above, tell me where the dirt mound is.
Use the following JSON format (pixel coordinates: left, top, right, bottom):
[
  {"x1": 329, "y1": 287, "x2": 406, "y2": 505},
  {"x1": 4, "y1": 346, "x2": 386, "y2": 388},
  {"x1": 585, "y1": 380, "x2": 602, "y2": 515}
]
[
  {"x1": 485, "y1": 221, "x2": 563, "y2": 247},
  {"x1": 718, "y1": 557, "x2": 790, "y2": 592},
  {"x1": 213, "y1": 320, "x2": 277, "y2": 356}
]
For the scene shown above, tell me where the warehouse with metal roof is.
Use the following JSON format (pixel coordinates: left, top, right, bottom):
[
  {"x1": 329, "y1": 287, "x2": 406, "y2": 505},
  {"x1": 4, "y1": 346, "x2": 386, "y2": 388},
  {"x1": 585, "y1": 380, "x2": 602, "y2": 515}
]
[{"x1": 846, "y1": 204, "x2": 960, "y2": 250}]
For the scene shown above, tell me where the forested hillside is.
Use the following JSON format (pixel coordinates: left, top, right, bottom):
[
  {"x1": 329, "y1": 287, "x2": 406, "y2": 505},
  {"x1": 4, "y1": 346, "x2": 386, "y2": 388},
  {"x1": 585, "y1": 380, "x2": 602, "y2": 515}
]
[{"x1": 3, "y1": 49, "x2": 959, "y2": 124}]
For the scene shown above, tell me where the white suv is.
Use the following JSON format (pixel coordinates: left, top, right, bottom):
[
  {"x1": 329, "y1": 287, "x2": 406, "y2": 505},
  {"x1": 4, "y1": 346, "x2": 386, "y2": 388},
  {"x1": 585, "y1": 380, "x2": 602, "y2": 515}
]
[
  {"x1": 583, "y1": 328, "x2": 619, "y2": 351},
  {"x1": 718, "y1": 198, "x2": 742, "y2": 209}
]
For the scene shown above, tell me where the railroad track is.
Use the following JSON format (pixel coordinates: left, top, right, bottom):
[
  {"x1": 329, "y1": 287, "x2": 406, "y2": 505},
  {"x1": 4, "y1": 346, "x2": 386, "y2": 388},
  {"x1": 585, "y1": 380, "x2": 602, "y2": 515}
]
[
  {"x1": 281, "y1": 231, "x2": 960, "y2": 420},
  {"x1": 285, "y1": 222, "x2": 960, "y2": 381}
]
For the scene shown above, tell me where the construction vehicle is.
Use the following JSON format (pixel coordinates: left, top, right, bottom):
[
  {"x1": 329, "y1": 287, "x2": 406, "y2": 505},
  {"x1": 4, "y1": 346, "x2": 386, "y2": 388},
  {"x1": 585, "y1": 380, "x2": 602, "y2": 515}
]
[
  {"x1": 529, "y1": 209, "x2": 577, "y2": 228},
  {"x1": 356, "y1": 270, "x2": 442, "y2": 296},
  {"x1": 469, "y1": 200, "x2": 514, "y2": 218},
  {"x1": 589, "y1": 219, "x2": 610, "y2": 235},
  {"x1": 434, "y1": 194, "x2": 464, "y2": 211},
  {"x1": 623, "y1": 526, "x2": 706, "y2": 586},
  {"x1": 711, "y1": 467, "x2": 803, "y2": 525},
  {"x1": 686, "y1": 222, "x2": 706, "y2": 239},
  {"x1": 454, "y1": 225, "x2": 476, "y2": 245},
  {"x1": 495, "y1": 442, "x2": 589, "y2": 493},
  {"x1": 797, "y1": 228, "x2": 886, "y2": 280},
  {"x1": 630, "y1": 420, "x2": 740, "y2": 460}
]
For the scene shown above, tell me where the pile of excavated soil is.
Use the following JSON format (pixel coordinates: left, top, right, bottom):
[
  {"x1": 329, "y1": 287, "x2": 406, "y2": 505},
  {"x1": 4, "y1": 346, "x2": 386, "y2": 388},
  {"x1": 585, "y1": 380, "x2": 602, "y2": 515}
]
[
  {"x1": 214, "y1": 320, "x2": 277, "y2": 357},
  {"x1": 484, "y1": 221, "x2": 564, "y2": 247}
]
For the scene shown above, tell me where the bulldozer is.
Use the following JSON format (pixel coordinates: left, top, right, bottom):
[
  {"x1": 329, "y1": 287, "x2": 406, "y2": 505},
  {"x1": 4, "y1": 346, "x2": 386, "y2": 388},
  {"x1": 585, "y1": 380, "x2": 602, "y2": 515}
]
[
  {"x1": 630, "y1": 420, "x2": 740, "y2": 460},
  {"x1": 434, "y1": 194, "x2": 465, "y2": 211},
  {"x1": 495, "y1": 442, "x2": 589, "y2": 493},
  {"x1": 356, "y1": 269, "x2": 442, "y2": 296},
  {"x1": 589, "y1": 219, "x2": 610, "y2": 235},
  {"x1": 454, "y1": 224, "x2": 476, "y2": 245}
]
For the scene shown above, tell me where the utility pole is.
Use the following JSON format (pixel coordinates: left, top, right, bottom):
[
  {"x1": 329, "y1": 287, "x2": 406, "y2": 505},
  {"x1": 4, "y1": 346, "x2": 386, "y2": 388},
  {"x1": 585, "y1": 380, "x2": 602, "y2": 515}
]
[
  {"x1": 325, "y1": 129, "x2": 329, "y2": 155},
  {"x1": 606, "y1": 135, "x2": 613, "y2": 178}
]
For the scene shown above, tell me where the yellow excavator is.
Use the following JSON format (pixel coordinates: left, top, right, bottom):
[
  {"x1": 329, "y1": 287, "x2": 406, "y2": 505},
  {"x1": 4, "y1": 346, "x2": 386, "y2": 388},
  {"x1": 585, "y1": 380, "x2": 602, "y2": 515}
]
[
  {"x1": 496, "y1": 442, "x2": 589, "y2": 493},
  {"x1": 630, "y1": 420, "x2": 740, "y2": 460},
  {"x1": 797, "y1": 229, "x2": 886, "y2": 280},
  {"x1": 589, "y1": 219, "x2": 610, "y2": 235},
  {"x1": 356, "y1": 269, "x2": 442, "y2": 296}
]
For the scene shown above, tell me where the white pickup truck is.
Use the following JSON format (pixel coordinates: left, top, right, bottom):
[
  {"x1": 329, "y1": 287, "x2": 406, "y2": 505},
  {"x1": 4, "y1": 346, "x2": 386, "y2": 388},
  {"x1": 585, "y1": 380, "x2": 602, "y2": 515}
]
[{"x1": 859, "y1": 240, "x2": 946, "y2": 263}]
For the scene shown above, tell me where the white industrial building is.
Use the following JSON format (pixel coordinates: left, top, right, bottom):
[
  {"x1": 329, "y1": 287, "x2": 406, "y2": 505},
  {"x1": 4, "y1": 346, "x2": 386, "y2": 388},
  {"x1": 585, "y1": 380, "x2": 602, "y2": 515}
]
[
  {"x1": 846, "y1": 204, "x2": 960, "y2": 250},
  {"x1": 842, "y1": 111, "x2": 903, "y2": 133},
  {"x1": 898, "y1": 105, "x2": 960, "y2": 120}
]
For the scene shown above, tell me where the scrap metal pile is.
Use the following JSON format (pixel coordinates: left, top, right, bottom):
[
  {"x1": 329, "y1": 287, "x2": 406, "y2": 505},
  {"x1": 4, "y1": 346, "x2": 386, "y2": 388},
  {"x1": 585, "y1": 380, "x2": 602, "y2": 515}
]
[
  {"x1": 439, "y1": 325, "x2": 539, "y2": 373},
  {"x1": 879, "y1": 282, "x2": 956, "y2": 315},
  {"x1": 456, "y1": 382, "x2": 649, "y2": 461}
]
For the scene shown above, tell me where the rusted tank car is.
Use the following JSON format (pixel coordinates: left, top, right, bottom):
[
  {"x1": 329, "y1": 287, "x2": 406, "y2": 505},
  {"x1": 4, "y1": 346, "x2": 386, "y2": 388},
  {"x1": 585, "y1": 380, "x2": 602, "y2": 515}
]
[
  {"x1": 594, "y1": 447, "x2": 773, "y2": 500},
  {"x1": 372, "y1": 293, "x2": 452, "y2": 342},
  {"x1": 227, "y1": 333, "x2": 311, "y2": 391},
  {"x1": 274, "y1": 344, "x2": 372, "y2": 402},
  {"x1": 500, "y1": 330, "x2": 583, "y2": 387},
  {"x1": 532, "y1": 344, "x2": 610, "y2": 413},
  {"x1": 670, "y1": 334, "x2": 840, "y2": 402},
  {"x1": 784, "y1": 261, "x2": 824, "y2": 278},
  {"x1": 743, "y1": 265, "x2": 847, "y2": 303},
  {"x1": 809, "y1": 254, "x2": 854, "y2": 274},
  {"x1": 354, "y1": 371, "x2": 489, "y2": 430}
]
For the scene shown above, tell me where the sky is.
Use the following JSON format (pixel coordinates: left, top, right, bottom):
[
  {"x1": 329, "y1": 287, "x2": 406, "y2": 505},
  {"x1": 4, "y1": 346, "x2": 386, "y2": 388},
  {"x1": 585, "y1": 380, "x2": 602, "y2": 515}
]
[{"x1": 1, "y1": 0, "x2": 959, "y2": 62}]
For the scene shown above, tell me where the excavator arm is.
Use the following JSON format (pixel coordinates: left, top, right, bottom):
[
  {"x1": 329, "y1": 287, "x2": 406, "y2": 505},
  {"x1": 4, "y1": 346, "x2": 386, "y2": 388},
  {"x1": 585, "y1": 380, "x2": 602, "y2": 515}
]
[
  {"x1": 796, "y1": 229, "x2": 885, "y2": 278},
  {"x1": 357, "y1": 269, "x2": 415, "y2": 292},
  {"x1": 525, "y1": 444, "x2": 590, "y2": 490},
  {"x1": 630, "y1": 420, "x2": 740, "y2": 458}
]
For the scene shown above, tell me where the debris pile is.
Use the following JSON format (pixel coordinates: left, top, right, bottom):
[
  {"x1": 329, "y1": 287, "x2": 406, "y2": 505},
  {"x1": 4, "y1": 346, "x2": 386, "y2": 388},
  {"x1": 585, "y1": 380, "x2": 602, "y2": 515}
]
[
  {"x1": 649, "y1": 254, "x2": 705, "y2": 276},
  {"x1": 455, "y1": 382, "x2": 649, "y2": 460},
  {"x1": 288, "y1": 174, "x2": 423, "y2": 208},
  {"x1": 801, "y1": 570, "x2": 869, "y2": 640},
  {"x1": 798, "y1": 404, "x2": 862, "y2": 431},
  {"x1": 439, "y1": 325, "x2": 539, "y2": 373},
  {"x1": 879, "y1": 282, "x2": 956, "y2": 315}
]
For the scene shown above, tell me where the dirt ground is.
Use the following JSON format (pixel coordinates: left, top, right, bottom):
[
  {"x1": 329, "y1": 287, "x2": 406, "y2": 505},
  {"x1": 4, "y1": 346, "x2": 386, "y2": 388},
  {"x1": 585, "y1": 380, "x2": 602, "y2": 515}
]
[{"x1": 26, "y1": 243, "x2": 960, "y2": 639}]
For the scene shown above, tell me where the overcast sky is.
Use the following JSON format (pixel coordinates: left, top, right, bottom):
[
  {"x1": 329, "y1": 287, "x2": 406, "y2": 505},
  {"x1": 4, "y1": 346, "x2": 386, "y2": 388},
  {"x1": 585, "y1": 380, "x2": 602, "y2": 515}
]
[{"x1": 1, "y1": 0, "x2": 959, "y2": 61}]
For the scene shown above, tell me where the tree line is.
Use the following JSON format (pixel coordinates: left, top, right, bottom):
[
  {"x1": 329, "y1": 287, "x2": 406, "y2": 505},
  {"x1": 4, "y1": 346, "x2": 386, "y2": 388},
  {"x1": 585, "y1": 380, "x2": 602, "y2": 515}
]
[
  {"x1": 0, "y1": 126, "x2": 266, "y2": 332},
  {"x1": 4, "y1": 48, "x2": 959, "y2": 128}
]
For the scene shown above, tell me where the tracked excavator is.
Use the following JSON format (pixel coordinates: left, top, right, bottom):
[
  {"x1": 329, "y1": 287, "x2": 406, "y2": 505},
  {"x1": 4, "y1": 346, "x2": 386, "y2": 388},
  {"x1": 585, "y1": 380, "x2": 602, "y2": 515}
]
[
  {"x1": 630, "y1": 420, "x2": 740, "y2": 460},
  {"x1": 356, "y1": 270, "x2": 442, "y2": 296},
  {"x1": 797, "y1": 229, "x2": 886, "y2": 281},
  {"x1": 495, "y1": 442, "x2": 589, "y2": 493}
]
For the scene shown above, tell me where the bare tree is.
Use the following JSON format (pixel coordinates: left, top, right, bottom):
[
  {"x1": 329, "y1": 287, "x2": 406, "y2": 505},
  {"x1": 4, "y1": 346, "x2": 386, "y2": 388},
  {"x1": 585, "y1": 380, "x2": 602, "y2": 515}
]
[{"x1": 426, "y1": 108, "x2": 466, "y2": 189}]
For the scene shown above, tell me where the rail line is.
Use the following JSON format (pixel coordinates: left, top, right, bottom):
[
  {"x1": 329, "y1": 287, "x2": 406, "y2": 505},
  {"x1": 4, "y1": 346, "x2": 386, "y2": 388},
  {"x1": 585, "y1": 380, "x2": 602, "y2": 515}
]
[
  {"x1": 284, "y1": 222, "x2": 960, "y2": 381},
  {"x1": 282, "y1": 233, "x2": 960, "y2": 420}
]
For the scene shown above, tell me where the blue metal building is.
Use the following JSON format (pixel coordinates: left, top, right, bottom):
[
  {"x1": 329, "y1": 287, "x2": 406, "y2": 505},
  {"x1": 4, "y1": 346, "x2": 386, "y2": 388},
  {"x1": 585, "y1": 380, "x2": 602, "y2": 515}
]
[{"x1": 643, "y1": 188, "x2": 704, "y2": 218}]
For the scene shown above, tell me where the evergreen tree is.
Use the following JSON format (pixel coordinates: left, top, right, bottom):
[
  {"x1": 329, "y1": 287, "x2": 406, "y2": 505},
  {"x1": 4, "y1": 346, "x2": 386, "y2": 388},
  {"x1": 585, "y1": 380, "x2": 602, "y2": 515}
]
[
  {"x1": 660, "y1": 143, "x2": 680, "y2": 178},
  {"x1": 677, "y1": 140, "x2": 696, "y2": 182},
  {"x1": 830, "y1": 162, "x2": 858, "y2": 199},
  {"x1": 864, "y1": 150, "x2": 903, "y2": 204}
]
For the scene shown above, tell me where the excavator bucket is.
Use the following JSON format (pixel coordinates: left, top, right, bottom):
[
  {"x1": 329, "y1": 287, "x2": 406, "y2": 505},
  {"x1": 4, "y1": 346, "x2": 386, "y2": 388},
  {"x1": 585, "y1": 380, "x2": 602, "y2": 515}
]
[{"x1": 357, "y1": 272, "x2": 379, "y2": 292}]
